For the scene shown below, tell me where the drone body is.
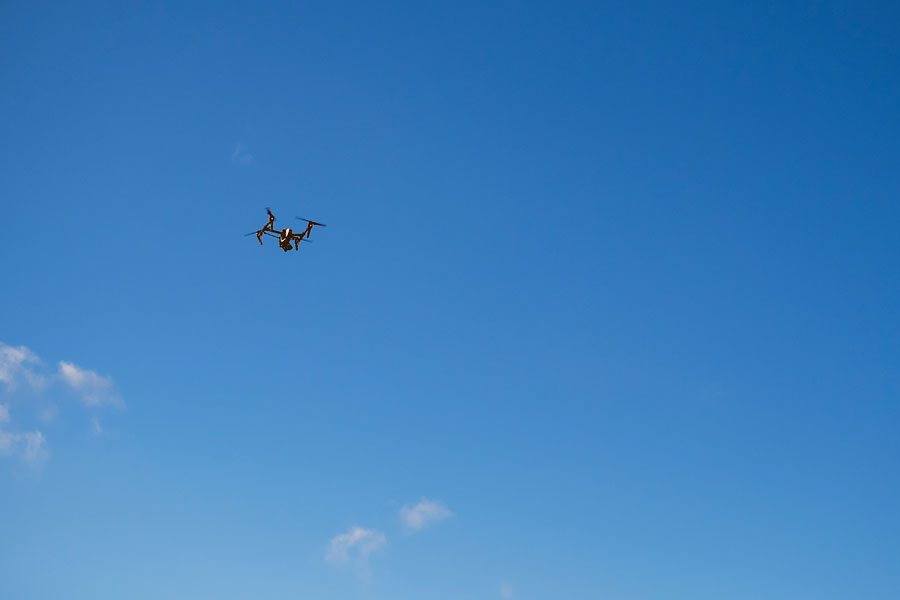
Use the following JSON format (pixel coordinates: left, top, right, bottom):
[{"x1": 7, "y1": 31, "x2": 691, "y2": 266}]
[{"x1": 247, "y1": 209, "x2": 326, "y2": 253}]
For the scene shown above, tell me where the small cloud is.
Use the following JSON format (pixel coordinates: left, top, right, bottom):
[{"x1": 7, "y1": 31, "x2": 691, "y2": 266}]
[
  {"x1": 0, "y1": 404, "x2": 16, "y2": 455},
  {"x1": 58, "y1": 361, "x2": 122, "y2": 408},
  {"x1": 400, "y1": 498, "x2": 453, "y2": 532},
  {"x1": 230, "y1": 142, "x2": 254, "y2": 164},
  {"x1": 0, "y1": 403, "x2": 48, "y2": 467},
  {"x1": 325, "y1": 527, "x2": 387, "y2": 579},
  {"x1": 38, "y1": 405, "x2": 58, "y2": 423},
  {"x1": 22, "y1": 431, "x2": 49, "y2": 465},
  {"x1": 0, "y1": 344, "x2": 121, "y2": 469},
  {"x1": 0, "y1": 428, "x2": 18, "y2": 456},
  {"x1": 500, "y1": 581, "x2": 514, "y2": 599},
  {"x1": 0, "y1": 342, "x2": 46, "y2": 391}
]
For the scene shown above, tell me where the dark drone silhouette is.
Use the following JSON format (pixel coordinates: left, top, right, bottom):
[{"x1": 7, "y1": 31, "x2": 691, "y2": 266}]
[{"x1": 246, "y1": 208, "x2": 326, "y2": 253}]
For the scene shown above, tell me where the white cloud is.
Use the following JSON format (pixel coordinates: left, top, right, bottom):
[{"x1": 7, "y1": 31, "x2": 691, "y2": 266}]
[
  {"x1": 400, "y1": 499, "x2": 453, "y2": 532},
  {"x1": 0, "y1": 428, "x2": 17, "y2": 455},
  {"x1": 230, "y1": 142, "x2": 254, "y2": 164},
  {"x1": 0, "y1": 342, "x2": 46, "y2": 391},
  {"x1": 58, "y1": 361, "x2": 122, "y2": 408},
  {"x1": 38, "y1": 405, "x2": 58, "y2": 423},
  {"x1": 0, "y1": 404, "x2": 16, "y2": 455},
  {"x1": 0, "y1": 343, "x2": 121, "y2": 466},
  {"x1": 0, "y1": 403, "x2": 48, "y2": 467},
  {"x1": 500, "y1": 581, "x2": 514, "y2": 599},
  {"x1": 22, "y1": 431, "x2": 49, "y2": 465},
  {"x1": 325, "y1": 527, "x2": 387, "y2": 578}
]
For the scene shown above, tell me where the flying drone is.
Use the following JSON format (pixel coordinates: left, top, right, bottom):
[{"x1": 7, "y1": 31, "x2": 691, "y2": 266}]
[{"x1": 246, "y1": 208, "x2": 326, "y2": 252}]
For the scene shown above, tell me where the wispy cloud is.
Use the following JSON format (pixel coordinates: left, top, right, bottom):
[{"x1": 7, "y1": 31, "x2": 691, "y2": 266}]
[
  {"x1": 230, "y1": 142, "x2": 254, "y2": 164},
  {"x1": 22, "y1": 430, "x2": 49, "y2": 465},
  {"x1": 325, "y1": 527, "x2": 387, "y2": 579},
  {"x1": 0, "y1": 404, "x2": 16, "y2": 455},
  {"x1": 58, "y1": 361, "x2": 122, "y2": 408},
  {"x1": 400, "y1": 498, "x2": 453, "y2": 532},
  {"x1": 500, "y1": 581, "x2": 514, "y2": 599},
  {"x1": 38, "y1": 405, "x2": 58, "y2": 423},
  {"x1": 0, "y1": 342, "x2": 122, "y2": 466},
  {"x1": 0, "y1": 403, "x2": 48, "y2": 467},
  {"x1": 0, "y1": 342, "x2": 46, "y2": 391}
]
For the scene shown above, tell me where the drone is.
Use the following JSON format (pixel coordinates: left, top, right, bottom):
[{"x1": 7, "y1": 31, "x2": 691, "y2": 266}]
[{"x1": 246, "y1": 208, "x2": 326, "y2": 252}]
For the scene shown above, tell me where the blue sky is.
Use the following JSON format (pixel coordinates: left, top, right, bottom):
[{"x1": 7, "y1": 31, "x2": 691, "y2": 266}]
[{"x1": 1, "y1": 1, "x2": 899, "y2": 598}]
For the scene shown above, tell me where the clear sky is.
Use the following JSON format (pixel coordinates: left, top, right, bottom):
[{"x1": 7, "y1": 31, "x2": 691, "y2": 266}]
[{"x1": 1, "y1": 1, "x2": 899, "y2": 598}]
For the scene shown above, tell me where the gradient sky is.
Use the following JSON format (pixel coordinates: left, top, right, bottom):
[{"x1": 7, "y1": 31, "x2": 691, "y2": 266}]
[{"x1": 2, "y1": 1, "x2": 899, "y2": 599}]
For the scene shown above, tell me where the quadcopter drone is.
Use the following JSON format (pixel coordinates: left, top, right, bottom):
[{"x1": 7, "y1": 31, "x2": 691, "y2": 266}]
[{"x1": 246, "y1": 208, "x2": 326, "y2": 252}]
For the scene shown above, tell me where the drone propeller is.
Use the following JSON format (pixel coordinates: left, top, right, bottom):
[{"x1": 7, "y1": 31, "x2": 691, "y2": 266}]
[
  {"x1": 244, "y1": 230, "x2": 260, "y2": 237},
  {"x1": 296, "y1": 217, "x2": 327, "y2": 227}
]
